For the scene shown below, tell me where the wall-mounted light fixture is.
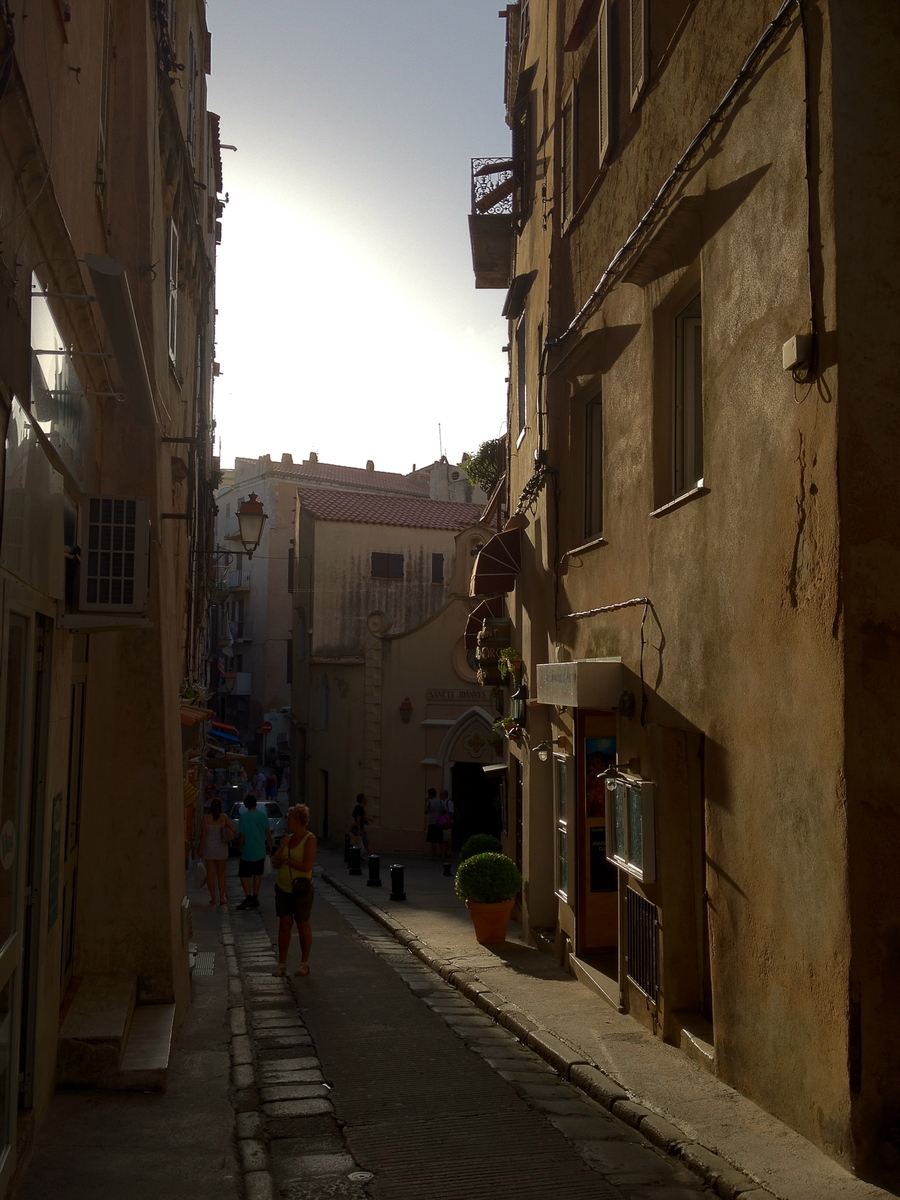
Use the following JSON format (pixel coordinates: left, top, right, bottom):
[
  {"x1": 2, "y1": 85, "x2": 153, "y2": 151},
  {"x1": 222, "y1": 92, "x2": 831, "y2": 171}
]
[
  {"x1": 533, "y1": 735, "x2": 570, "y2": 762},
  {"x1": 236, "y1": 492, "x2": 268, "y2": 559},
  {"x1": 399, "y1": 697, "x2": 413, "y2": 723},
  {"x1": 222, "y1": 670, "x2": 237, "y2": 695}
]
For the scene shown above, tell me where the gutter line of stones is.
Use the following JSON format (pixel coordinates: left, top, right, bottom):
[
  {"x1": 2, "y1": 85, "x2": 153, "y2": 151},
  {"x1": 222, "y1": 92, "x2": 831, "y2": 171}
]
[{"x1": 320, "y1": 871, "x2": 778, "y2": 1200}]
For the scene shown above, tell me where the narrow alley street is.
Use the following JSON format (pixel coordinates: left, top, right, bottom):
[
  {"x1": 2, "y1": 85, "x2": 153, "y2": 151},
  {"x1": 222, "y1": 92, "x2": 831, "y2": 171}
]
[{"x1": 246, "y1": 871, "x2": 711, "y2": 1200}]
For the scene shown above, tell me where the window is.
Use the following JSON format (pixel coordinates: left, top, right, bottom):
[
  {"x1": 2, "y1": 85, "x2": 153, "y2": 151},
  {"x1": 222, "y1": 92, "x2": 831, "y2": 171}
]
[
  {"x1": 187, "y1": 31, "x2": 197, "y2": 160},
  {"x1": 598, "y1": 1, "x2": 610, "y2": 165},
  {"x1": 673, "y1": 293, "x2": 703, "y2": 495},
  {"x1": 515, "y1": 316, "x2": 527, "y2": 437},
  {"x1": 630, "y1": 0, "x2": 648, "y2": 109},
  {"x1": 607, "y1": 775, "x2": 656, "y2": 882},
  {"x1": 371, "y1": 553, "x2": 403, "y2": 580},
  {"x1": 584, "y1": 394, "x2": 603, "y2": 539},
  {"x1": 431, "y1": 553, "x2": 444, "y2": 584},
  {"x1": 287, "y1": 545, "x2": 295, "y2": 593},
  {"x1": 166, "y1": 218, "x2": 178, "y2": 363},
  {"x1": 560, "y1": 90, "x2": 575, "y2": 225}
]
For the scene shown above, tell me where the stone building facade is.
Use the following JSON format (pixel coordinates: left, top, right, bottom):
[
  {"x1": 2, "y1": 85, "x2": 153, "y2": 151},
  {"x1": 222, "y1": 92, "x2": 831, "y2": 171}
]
[
  {"x1": 0, "y1": 1, "x2": 220, "y2": 1188},
  {"x1": 469, "y1": 0, "x2": 900, "y2": 1183}
]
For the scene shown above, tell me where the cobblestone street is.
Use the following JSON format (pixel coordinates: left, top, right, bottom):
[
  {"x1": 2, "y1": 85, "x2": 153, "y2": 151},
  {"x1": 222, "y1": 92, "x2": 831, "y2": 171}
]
[{"x1": 229, "y1": 869, "x2": 714, "y2": 1200}]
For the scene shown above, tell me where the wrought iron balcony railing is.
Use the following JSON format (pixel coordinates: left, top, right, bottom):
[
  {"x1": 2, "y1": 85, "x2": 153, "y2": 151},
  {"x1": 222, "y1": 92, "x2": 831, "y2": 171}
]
[{"x1": 471, "y1": 158, "x2": 515, "y2": 216}]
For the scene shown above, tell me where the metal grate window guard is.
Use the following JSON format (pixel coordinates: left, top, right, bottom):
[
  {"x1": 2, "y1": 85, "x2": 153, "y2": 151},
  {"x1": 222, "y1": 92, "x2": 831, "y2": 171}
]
[{"x1": 626, "y1": 887, "x2": 658, "y2": 1002}]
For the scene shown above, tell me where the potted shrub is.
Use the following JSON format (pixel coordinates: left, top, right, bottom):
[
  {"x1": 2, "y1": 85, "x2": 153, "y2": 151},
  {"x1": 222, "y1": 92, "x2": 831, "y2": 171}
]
[
  {"x1": 455, "y1": 851, "x2": 523, "y2": 944},
  {"x1": 459, "y1": 833, "x2": 503, "y2": 862}
]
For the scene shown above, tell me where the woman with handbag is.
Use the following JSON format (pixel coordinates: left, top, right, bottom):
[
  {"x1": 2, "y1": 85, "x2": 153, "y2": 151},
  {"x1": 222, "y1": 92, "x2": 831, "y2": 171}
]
[
  {"x1": 199, "y1": 797, "x2": 235, "y2": 908},
  {"x1": 271, "y1": 803, "x2": 317, "y2": 977}
]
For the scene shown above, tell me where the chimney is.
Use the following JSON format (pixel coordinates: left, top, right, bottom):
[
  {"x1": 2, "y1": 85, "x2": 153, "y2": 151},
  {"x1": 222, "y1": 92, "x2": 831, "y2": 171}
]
[
  {"x1": 366, "y1": 460, "x2": 374, "y2": 472},
  {"x1": 308, "y1": 451, "x2": 318, "y2": 464},
  {"x1": 281, "y1": 452, "x2": 293, "y2": 466}
]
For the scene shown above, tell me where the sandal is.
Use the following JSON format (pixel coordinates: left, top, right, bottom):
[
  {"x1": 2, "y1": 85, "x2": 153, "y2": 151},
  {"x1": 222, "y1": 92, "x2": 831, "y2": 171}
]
[
  {"x1": 294, "y1": 963, "x2": 310, "y2": 977},
  {"x1": 272, "y1": 963, "x2": 287, "y2": 977}
]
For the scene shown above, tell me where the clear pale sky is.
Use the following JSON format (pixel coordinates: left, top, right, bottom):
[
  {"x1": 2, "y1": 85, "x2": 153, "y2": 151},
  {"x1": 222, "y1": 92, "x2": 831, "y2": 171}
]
[{"x1": 207, "y1": 1, "x2": 511, "y2": 475}]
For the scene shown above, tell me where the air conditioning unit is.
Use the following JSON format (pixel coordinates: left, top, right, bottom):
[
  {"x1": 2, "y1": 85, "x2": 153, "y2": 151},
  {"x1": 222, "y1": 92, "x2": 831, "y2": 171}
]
[{"x1": 78, "y1": 496, "x2": 150, "y2": 613}]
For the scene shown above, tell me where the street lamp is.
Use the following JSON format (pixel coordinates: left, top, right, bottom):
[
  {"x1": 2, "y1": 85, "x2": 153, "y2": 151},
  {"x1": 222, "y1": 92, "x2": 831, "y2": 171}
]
[
  {"x1": 399, "y1": 697, "x2": 413, "y2": 723},
  {"x1": 236, "y1": 493, "x2": 268, "y2": 559}
]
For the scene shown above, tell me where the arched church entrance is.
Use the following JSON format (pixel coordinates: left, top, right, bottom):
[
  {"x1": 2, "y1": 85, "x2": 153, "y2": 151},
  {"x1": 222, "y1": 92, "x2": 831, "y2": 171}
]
[{"x1": 436, "y1": 707, "x2": 503, "y2": 850}]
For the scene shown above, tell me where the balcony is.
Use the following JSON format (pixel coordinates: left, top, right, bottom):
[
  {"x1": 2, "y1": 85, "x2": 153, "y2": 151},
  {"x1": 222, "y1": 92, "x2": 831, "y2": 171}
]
[
  {"x1": 232, "y1": 671, "x2": 252, "y2": 696},
  {"x1": 226, "y1": 567, "x2": 250, "y2": 591},
  {"x1": 469, "y1": 158, "x2": 514, "y2": 289}
]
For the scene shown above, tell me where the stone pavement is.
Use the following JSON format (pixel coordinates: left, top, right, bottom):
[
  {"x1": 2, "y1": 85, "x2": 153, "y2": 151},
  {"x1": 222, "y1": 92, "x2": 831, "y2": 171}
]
[
  {"x1": 228, "y1": 862, "x2": 715, "y2": 1200},
  {"x1": 14, "y1": 892, "x2": 239, "y2": 1200},
  {"x1": 318, "y1": 846, "x2": 894, "y2": 1200}
]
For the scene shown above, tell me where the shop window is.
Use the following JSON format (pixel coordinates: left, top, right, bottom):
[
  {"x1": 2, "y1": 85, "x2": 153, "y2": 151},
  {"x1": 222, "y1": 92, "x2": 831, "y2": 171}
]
[
  {"x1": 606, "y1": 774, "x2": 656, "y2": 882},
  {"x1": 371, "y1": 552, "x2": 403, "y2": 580},
  {"x1": 554, "y1": 754, "x2": 575, "y2": 900}
]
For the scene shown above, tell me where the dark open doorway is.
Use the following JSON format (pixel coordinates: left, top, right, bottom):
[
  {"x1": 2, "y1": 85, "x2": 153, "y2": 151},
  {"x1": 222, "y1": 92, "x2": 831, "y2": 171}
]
[{"x1": 450, "y1": 762, "x2": 501, "y2": 848}]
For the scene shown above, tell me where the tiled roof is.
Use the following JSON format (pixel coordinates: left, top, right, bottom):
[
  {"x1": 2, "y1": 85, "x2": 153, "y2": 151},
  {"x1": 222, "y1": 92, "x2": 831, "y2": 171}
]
[
  {"x1": 296, "y1": 488, "x2": 486, "y2": 531},
  {"x1": 291, "y1": 460, "x2": 428, "y2": 496}
]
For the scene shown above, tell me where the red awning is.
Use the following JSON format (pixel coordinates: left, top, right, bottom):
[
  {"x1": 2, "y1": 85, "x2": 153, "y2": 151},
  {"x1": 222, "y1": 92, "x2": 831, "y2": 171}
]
[
  {"x1": 470, "y1": 527, "x2": 521, "y2": 596},
  {"x1": 464, "y1": 597, "x2": 505, "y2": 649}
]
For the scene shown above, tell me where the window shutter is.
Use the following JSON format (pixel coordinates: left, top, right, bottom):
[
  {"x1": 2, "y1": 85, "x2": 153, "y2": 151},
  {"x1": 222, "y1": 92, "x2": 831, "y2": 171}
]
[
  {"x1": 598, "y1": 1, "x2": 610, "y2": 165},
  {"x1": 561, "y1": 91, "x2": 575, "y2": 224},
  {"x1": 630, "y1": 0, "x2": 648, "y2": 110},
  {"x1": 431, "y1": 553, "x2": 444, "y2": 584},
  {"x1": 166, "y1": 218, "x2": 178, "y2": 362}
]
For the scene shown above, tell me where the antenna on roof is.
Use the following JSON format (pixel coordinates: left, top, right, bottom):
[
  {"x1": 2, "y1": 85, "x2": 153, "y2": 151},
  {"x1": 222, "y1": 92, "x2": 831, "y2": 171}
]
[{"x1": 438, "y1": 423, "x2": 443, "y2": 460}]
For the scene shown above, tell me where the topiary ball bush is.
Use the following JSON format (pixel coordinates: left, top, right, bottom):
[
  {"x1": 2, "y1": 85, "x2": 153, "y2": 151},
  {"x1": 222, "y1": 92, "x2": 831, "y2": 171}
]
[
  {"x1": 459, "y1": 833, "x2": 503, "y2": 862},
  {"x1": 455, "y1": 852, "x2": 522, "y2": 905}
]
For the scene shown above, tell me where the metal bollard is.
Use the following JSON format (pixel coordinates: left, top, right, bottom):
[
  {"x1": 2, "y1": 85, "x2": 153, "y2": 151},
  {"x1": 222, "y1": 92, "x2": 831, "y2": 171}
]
[
  {"x1": 442, "y1": 861, "x2": 452, "y2": 877},
  {"x1": 389, "y1": 863, "x2": 406, "y2": 901},
  {"x1": 343, "y1": 833, "x2": 352, "y2": 864},
  {"x1": 366, "y1": 854, "x2": 382, "y2": 887},
  {"x1": 348, "y1": 845, "x2": 363, "y2": 876}
]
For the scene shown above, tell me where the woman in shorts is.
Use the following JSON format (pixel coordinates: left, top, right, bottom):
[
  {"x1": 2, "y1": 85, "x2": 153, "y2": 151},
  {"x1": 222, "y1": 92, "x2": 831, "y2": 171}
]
[{"x1": 271, "y1": 804, "x2": 317, "y2": 977}]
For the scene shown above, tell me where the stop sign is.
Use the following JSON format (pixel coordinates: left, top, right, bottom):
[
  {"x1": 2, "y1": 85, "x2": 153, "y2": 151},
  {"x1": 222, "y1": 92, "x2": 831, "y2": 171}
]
[{"x1": 260, "y1": 721, "x2": 273, "y2": 734}]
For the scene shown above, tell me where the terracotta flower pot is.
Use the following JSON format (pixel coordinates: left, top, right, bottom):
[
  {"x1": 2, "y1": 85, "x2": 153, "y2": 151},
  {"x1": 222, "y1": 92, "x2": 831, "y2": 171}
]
[{"x1": 466, "y1": 898, "x2": 515, "y2": 944}]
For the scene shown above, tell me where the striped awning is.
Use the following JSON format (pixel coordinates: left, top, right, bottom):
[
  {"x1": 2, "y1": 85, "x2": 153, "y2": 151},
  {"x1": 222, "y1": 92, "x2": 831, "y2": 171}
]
[{"x1": 470, "y1": 527, "x2": 521, "y2": 596}]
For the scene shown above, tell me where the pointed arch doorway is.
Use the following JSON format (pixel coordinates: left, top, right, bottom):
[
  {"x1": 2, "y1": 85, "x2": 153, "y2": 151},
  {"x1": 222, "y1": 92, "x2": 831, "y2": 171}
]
[{"x1": 435, "y1": 706, "x2": 504, "y2": 850}]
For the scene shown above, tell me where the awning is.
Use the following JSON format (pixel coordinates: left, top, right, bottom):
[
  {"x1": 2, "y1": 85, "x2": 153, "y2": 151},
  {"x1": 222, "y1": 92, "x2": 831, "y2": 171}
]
[
  {"x1": 209, "y1": 727, "x2": 240, "y2": 743},
  {"x1": 464, "y1": 597, "x2": 505, "y2": 649},
  {"x1": 211, "y1": 720, "x2": 240, "y2": 734},
  {"x1": 470, "y1": 527, "x2": 521, "y2": 596},
  {"x1": 180, "y1": 704, "x2": 214, "y2": 727}
]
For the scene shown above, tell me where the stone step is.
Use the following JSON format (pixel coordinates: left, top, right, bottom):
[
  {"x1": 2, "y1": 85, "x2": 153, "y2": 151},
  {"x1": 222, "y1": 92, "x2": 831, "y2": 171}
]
[
  {"x1": 117, "y1": 1003, "x2": 176, "y2": 1091},
  {"x1": 57, "y1": 975, "x2": 136, "y2": 1085}
]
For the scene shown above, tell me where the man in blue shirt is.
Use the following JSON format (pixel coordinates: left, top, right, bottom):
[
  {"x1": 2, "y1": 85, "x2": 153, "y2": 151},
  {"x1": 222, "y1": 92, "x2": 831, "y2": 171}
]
[{"x1": 236, "y1": 794, "x2": 272, "y2": 910}]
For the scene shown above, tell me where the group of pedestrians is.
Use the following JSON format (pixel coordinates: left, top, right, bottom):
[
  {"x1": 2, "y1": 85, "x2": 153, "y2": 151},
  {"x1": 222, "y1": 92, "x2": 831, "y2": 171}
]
[{"x1": 198, "y1": 791, "x2": 317, "y2": 977}]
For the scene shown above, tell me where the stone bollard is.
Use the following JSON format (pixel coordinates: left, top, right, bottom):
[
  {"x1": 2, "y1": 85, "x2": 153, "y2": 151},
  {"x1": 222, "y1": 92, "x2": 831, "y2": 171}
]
[
  {"x1": 343, "y1": 833, "x2": 352, "y2": 864},
  {"x1": 442, "y1": 861, "x2": 452, "y2": 877},
  {"x1": 367, "y1": 854, "x2": 382, "y2": 887},
  {"x1": 389, "y1": 864, "x2": 407, "y2": 901},
  {"x1": 348, "y1": 845, "x2": 363, "y2": 876}
]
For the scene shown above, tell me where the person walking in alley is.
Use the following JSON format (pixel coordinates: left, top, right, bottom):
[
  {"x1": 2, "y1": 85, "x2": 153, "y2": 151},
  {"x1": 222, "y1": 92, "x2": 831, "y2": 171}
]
[
  {"x1": 272, "y1": 804, "x2": 317, "y2": 977},
  {"x1": 424, "y1": 787, "x2": 443, "y2": 860},
  {"x1": 199, "y1": 797, "x2": 235, "y2": 908},
  {"x1": 438, "y1": 788, "x2": 454, "y2": 861},
  {"x1": 235, "y1": 793, "x2": 272, "y2": 910},
  {"x1": 351, "y1": 793, "x2": 369, "y2": 857}
]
